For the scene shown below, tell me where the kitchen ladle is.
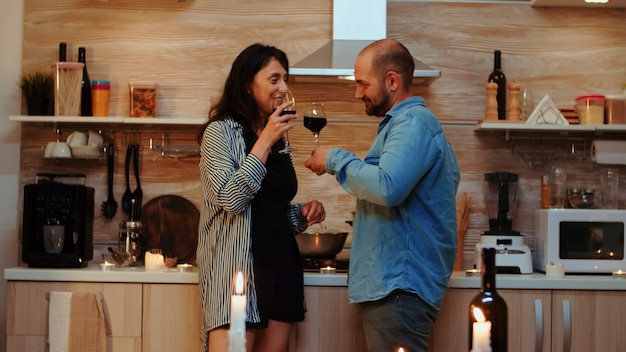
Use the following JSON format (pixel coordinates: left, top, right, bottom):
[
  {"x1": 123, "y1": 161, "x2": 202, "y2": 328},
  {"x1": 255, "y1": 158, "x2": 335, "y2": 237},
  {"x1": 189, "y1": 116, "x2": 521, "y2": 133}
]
[
  {"x1": 131, "y1": 144, "x2": 143, "y2": 219},
  {"x1": 101, "y1": 143, "x2": 118, "y2": 218},
  {"x1": 121, "y1": 144, "x2": 133, "y2": 214}
]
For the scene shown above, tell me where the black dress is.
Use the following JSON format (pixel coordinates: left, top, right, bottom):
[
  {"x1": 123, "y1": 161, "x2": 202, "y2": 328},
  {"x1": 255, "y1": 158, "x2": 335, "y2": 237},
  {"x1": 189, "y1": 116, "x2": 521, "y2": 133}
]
[{"x1": 244, "y1": 131, "x2": 305, "y2": 328}]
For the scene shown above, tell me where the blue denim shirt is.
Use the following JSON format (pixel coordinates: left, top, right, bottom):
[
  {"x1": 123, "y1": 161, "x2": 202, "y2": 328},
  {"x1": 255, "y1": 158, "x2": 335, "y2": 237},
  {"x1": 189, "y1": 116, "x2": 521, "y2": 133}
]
[{"x1": 326, "y1": 96, "x2": 460, "y2": 308}]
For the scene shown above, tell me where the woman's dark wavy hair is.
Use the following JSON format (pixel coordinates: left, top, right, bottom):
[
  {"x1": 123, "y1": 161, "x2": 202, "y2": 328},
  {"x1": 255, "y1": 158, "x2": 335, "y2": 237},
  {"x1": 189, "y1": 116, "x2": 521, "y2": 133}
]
[{"x1": 197, "y1": 43, "x2": 289, "y2": 144}]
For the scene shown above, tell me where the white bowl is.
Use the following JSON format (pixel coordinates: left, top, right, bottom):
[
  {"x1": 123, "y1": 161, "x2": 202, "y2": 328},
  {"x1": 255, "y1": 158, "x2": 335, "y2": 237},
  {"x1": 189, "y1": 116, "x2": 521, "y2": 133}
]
[{"x1": 51, "y1": 142, "x2": 72, "y2": 158}]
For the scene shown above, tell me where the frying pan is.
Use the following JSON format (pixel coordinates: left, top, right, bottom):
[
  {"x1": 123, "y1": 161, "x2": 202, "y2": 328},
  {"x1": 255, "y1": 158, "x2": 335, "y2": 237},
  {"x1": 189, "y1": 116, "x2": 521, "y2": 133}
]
[
  {"x1": 141, "y1": 195, "x2": 199, "y2": 265},
  {"x1": 296, "y1": 232, "x2": 348, "y2": 259}
]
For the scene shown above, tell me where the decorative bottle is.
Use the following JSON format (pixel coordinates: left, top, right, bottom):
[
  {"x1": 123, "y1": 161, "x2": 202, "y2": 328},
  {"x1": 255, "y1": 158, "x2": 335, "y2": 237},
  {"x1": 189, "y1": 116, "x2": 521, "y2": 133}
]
[
  {"x1": 488, "y1": 50, "x2": 507, "y2": 120},
  {"x1": 468, "y1": 247, "x2": 508, "y2": 352},
  {"x1": 59, "y1": 42, "x2": 66, "y2": 62},
  {"x1": 78, "y1": 47, "x2": 92, "y2": 116}
]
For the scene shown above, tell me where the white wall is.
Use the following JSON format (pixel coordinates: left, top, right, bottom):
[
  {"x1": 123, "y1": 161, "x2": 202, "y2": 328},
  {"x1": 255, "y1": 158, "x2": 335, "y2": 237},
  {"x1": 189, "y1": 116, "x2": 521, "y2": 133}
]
[{"x1": 0, "y1": 0, "x2": 23, "y2": 350}]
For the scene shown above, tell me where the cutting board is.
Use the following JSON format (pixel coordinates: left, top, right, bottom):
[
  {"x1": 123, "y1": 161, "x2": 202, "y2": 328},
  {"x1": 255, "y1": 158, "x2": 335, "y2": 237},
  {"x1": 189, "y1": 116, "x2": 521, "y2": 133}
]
[{"x1": 141, "y1": 195, "x2": 199, "y2": 265}]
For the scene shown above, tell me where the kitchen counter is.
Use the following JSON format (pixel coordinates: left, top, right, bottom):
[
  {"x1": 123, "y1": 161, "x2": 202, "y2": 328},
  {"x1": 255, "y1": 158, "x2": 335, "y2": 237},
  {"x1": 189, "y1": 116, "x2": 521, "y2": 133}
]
[
  {"x1": 3, "y1": 264, "x2": 349, "y2": 286},
  {"x1": 5, "y1": 265, "x2": 626, "y2": 290}
]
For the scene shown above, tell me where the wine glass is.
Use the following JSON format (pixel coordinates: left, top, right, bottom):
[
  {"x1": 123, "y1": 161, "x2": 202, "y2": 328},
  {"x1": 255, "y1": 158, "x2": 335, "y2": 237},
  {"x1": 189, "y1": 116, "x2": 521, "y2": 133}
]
[
  {"x1": 303, "y1": 102, "x2": 327, "y2": 147},
  {"x1": 277, "y1": 90, "x2": 296, "y2": 154}
]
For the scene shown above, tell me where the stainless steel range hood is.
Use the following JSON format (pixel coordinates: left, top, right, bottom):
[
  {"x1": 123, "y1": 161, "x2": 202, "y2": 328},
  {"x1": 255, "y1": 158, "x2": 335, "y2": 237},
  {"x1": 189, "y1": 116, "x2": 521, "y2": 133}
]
[{"x1": 289, "y1": 0, "x2": 441, "y2": 84}]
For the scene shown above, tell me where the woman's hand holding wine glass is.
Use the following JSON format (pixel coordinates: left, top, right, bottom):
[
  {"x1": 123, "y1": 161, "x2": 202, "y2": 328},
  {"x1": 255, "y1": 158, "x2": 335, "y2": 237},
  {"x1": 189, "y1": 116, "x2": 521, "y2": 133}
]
[
  {"x1": 303, "y1": 102, "x2": 327, "y2": 147},
  {"x1": 277, "y1": 90, "x2": 296, "y2": 154}
]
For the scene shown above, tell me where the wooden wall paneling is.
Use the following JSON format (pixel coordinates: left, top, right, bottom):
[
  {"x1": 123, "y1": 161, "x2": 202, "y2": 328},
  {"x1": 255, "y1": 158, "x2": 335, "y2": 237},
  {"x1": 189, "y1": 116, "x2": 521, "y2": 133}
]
[{"x1": 17, "y1": 1, "x2": 626, "y2": 265}]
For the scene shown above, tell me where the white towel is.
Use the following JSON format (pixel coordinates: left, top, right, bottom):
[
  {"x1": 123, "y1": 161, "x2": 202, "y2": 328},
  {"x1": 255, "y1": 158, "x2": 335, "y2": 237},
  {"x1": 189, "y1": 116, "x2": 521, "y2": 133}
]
[{"x1": 49, "y1": 291, "x2": 72, "y2": 352}]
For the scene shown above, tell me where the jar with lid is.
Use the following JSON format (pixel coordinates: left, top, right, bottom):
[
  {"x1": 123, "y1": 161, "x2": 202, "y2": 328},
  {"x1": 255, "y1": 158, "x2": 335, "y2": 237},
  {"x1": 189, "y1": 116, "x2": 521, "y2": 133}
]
[{"x1": 119, "y1": 219, "x2": 142, "y2": 266}]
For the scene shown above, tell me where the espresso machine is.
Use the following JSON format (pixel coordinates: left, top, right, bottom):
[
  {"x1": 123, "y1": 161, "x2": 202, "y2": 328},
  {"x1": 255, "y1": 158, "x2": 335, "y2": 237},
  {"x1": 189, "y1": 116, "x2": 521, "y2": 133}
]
[
  {"x1": 474, "y1": 171, "x2": 533, "y2": 274},
  {"x1": 22, "y1": 174, "x2": 94, "y2": 268}
]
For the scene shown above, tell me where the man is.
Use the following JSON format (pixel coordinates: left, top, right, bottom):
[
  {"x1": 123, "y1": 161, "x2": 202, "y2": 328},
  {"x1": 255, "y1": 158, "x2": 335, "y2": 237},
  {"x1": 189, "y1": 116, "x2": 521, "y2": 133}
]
[{"x1": 304, "y1": 38, "x2": 460, "y2": 352}]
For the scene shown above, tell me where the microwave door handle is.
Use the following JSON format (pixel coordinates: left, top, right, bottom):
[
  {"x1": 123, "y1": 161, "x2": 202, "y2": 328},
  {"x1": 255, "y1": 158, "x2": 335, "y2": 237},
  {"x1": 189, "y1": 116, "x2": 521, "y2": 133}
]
[
  {"x1": 534, "y1": 299, "x2": 543, "y2": 352},
  {"x1": 562, "y1": 299, "x2": 571, "y2": 352}
]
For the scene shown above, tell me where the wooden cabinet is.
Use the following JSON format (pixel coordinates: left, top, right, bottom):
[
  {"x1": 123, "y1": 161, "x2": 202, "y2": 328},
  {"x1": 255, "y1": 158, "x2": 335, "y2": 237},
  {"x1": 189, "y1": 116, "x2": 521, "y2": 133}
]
[
  {"x1": 551, "y1": 290, "x2": 626, "y2": 352},
  {"x1": 289, "y1": 286, "x2": 367, "y2": 352},
  {"x1": 6, "y1": 281, "x2": 143, "y2": 352},
  {"x1": 430, "y1": 288, "x2": 551, "y2": 352},
  {"x1": 431, "y1": 288, "x2": 626, "y2": 352},
  {"x1": 6, "y1": 281, "x2": 201, "y2": 352},
  {"x1": 142, "y1": 284, "x2": 202, "y2": 352}
]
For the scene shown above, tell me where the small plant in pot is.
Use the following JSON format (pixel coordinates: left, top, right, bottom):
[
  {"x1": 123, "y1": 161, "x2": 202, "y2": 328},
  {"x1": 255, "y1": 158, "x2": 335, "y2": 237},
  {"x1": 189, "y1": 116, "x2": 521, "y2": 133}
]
[{"x1": 19, "y1": 70, "x2": 54, "y2": 116}]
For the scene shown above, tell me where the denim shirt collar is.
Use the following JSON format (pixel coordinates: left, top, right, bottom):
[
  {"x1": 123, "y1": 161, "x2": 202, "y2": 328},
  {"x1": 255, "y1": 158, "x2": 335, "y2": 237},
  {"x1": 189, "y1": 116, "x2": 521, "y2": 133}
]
[{"x1": 377, "y1": 96, "x2": 427, "y2": 134}]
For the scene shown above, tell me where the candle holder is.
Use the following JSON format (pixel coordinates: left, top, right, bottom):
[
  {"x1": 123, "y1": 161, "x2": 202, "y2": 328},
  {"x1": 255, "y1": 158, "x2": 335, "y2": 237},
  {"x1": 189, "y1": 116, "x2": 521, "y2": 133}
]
[
  {"x1": 465, "y1": 268, "x2": 480, "y2": 277},
  {"x1": 177, "y1": 263, "x2": 193, "y2": 272},
  {"x1": 320, "y1": 266, "x2": 336, "y2": 274},
  {"x1": 612, "y1": 270, "x2": 626, "y2": 279},
  {"x1": 100, "y1": 261, "x2": 116, "y2": 271}
]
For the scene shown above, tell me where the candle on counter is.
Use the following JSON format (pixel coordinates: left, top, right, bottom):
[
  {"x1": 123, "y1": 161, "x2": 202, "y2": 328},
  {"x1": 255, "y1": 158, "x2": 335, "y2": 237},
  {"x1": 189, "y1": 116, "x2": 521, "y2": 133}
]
[
  {"x1": 466, "y1": 268, "x2": 480, "y2": 277},
  {"x1": 99, "y1": 261, "x2": 115, "y2": 271},
  {"x1": 144, "y1": 250, "x2": 165, "y2": 271},
  {"x1": 471, "y1": 307, "x2": 492, "y2": 352},
  {"x1": 613, "y1": 270, "x2": 626, "y2": 279},
  {"x1": 320, "y1": 266, "x2": 336, "y2": 274},
  {"x1": 177, "y1": 263, "x2": 193, "y2": 272},
  {"x1": 229, "y1": 271, "x2": 246, "y2": 352}
]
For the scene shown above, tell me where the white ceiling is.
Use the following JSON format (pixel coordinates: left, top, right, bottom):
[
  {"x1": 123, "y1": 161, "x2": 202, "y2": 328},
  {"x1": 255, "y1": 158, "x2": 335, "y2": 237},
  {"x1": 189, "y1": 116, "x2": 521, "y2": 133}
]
[{"x1": 531, "y1": 0, "x2": 626, "y2": 7}]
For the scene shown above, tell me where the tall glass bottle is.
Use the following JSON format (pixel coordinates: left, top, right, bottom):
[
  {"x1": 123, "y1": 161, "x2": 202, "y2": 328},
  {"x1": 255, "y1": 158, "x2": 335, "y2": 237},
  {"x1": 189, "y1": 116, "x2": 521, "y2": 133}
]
[
  {"x1": 468, "y1": 247, "x2": 508, "y2": 352},
  {"x1": 78, "y1": 47, "x2": 93, "y2": 116},
  {"x1": 59, "y1": 42, "x2": 66, "y2": 62},
  {"x1": 488, "y1": 50, "x2": 507, "y2": 120}
]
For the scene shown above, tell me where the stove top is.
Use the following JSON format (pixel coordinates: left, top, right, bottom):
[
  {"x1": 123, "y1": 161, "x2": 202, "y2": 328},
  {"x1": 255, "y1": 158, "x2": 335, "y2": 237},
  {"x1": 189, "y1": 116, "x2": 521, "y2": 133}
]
[{"x1": 301, "y1": 258, "x2": 349, "y2": 273}]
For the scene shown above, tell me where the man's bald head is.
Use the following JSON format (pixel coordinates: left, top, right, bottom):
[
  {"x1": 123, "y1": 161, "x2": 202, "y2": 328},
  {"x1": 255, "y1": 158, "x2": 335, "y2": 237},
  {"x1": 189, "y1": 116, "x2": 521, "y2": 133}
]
[{"x1": 360, "y1": 39, "x2": 415, "y2": 90}]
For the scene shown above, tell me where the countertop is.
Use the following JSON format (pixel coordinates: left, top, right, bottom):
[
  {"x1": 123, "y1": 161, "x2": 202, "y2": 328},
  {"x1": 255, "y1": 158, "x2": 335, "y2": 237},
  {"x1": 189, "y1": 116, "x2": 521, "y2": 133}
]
[{"x1": 5, "y1": 265, "x2": 626, "y2": 290}]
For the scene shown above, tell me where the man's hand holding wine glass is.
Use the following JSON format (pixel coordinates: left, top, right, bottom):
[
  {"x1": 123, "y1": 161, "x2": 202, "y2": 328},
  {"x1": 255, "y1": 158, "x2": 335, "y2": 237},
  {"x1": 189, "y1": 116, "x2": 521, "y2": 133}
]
[{"x1": 304, "y1": 146, "x2": 333, "y2": 176}]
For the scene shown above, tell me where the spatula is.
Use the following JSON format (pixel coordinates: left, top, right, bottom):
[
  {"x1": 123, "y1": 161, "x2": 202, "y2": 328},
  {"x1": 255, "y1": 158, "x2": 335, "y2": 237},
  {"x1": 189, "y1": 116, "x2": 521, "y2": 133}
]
[{"x1": 101, "y1": 143, "x2": 117, "y2": 218}]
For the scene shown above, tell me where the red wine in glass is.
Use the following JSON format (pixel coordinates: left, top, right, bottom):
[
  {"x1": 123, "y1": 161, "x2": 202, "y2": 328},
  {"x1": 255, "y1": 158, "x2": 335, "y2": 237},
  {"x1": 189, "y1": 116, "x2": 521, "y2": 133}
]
[{"x1": 303, "y1": 102, "x2": 327, "y2": 146}]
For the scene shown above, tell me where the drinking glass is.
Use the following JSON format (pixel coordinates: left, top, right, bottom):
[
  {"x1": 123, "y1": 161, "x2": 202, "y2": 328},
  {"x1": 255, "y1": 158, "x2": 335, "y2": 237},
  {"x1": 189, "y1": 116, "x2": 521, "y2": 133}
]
[
  {"x1": 520, "y1": 87, "x2": 534, "y2": 121},
  {"x1": 303, "y1": 102, "x2": 327, "y2": 146},
  {"x1": 277, "y1": 90, "x2": 296, "y2": 154}
]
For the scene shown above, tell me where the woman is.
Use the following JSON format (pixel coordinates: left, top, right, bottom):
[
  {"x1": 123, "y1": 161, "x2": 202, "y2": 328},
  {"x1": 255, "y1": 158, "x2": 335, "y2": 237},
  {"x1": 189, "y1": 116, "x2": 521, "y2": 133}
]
[{"x1": 196, "y1": 43, "x2": 325, "y2": 352}]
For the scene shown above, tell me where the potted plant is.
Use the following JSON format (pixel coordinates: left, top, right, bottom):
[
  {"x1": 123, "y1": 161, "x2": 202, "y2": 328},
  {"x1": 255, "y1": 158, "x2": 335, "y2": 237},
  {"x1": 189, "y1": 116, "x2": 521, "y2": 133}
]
[{"x1": 19, "y1": 70, "x2": 54, "y2": 116}]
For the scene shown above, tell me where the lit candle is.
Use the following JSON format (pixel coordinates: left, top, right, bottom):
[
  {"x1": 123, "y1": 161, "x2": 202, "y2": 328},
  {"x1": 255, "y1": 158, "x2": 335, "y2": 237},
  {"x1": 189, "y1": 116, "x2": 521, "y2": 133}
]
[
  {"x1": 144, "y1": 250, "x2": 165, "y2": 271},
  {"x1": 177, "y1": 263, "x2": 193, "y2": 272},
  {"x1": 229, "y1": 271, "x2": 246, "y2": 352},
  {"x1": 99, "y1": 261, "x2": 115, "y2": 271},
  {"x1": 320, "y1": 266, "x2": 336, "y2": 274},
  {"x1": 397, "y1": 347, "x2": 405, "y2": 352},
  {"x1": 613, "y1": 270, "x2": 626, "y2": 279},
  {"x1": 471, "y1": 307, "x2": 492, "y2": 352}
]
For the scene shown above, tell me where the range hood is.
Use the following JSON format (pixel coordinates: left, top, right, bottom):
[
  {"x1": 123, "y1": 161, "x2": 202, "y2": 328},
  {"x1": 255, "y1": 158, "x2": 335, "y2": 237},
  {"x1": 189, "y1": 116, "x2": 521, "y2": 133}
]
[{"x1": 289, "y1": 0, "x2": 440, "y2": 84}]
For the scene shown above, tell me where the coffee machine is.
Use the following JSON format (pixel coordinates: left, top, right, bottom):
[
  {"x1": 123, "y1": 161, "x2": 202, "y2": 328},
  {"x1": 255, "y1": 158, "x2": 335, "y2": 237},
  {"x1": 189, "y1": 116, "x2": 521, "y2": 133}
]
[
  {"x1": 474, "y1": 172, "x2": 533, "y2": 274},
  {"x1": 22, "y1": 174, "x2": 94, "y2": 268}
]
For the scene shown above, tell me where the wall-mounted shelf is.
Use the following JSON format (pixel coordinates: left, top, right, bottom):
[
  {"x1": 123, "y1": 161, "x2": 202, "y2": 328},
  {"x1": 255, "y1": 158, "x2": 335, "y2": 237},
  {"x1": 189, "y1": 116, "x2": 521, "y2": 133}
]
[
  {"x1": 9, "y1": 115, "x2": 208, "y2": 126},
  {"x1": 475, "y1": 121, "x2": 626, "y2": 169},
  {"x1": 477, "y1": 122, "x2": 626, "y2": 140}
]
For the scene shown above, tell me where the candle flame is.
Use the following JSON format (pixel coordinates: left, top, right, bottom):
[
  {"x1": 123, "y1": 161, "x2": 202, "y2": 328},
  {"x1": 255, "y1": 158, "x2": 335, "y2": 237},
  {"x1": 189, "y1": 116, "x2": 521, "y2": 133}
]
[
  {"x1": 235, "y1": 272, "x2": 244, "y2": 295},
  {"x1": 473, "y1": 307, "x2": 486, "y2": 322},
  {"x1": 398, "y1": 348, "x2": 405, "y2": 352}
]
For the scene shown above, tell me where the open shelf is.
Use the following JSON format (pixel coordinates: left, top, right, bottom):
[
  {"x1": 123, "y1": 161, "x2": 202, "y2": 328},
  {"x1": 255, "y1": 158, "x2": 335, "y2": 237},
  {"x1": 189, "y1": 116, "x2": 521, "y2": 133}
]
[{"x1": 9, "y1": 115, "x2": 208, "y2": 126}]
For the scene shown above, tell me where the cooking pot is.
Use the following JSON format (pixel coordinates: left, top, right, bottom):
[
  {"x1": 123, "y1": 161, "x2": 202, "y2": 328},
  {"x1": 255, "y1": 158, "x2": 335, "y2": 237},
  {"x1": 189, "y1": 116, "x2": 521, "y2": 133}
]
[{"x1": 296, "y1": 232, "x2": 348, "y2": 258}]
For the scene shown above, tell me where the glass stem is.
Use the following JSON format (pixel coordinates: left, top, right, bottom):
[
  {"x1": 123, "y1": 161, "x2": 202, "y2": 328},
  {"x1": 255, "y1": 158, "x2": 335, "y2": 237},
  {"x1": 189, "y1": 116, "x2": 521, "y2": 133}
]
[{"x1": 314, "y1": 133, "x2": 319, "y2": 147}]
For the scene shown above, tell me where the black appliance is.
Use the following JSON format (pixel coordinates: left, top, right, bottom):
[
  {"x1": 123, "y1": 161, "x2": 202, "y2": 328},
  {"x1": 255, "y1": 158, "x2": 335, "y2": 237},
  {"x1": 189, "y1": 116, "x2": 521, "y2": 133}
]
[{"x1": 22, "y1": 174, "x2": 94, "y2": 268}]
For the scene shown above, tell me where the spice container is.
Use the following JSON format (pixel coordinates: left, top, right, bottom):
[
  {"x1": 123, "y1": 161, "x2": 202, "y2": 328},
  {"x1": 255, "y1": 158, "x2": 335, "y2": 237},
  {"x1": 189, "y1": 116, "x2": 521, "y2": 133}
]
[
  {"x1": 91, "y1": 80, "x2": 111, "y2": 117},
  {"x1": 54, "y1": 62, "x2": 85, "y2": 116},
  {"x1": 575, "y1": 94, "x2": 605, "y2": 125},
  {"x1": 605, "y1": 95, "x2": 626, "y2": 125},
  {"x1": 129, "y1": 82, "x2": 157, "y2": 117}
]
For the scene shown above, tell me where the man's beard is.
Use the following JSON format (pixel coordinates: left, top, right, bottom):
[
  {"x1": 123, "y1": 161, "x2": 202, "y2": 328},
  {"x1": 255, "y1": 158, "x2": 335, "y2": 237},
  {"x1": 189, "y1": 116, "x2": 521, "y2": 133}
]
[{"x1": 364, "y1": 88, "x2": 390, "y2": 117}]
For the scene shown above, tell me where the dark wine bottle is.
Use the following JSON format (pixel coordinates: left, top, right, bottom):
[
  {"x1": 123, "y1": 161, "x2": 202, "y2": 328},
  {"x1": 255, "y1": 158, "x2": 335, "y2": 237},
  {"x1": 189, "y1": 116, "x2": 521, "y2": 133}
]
[
  {"x1": 468, "y1": 247, "x2": 508, "y2": 352},
  {"x1": 78, "y1": 47, "x2": 93, "y2": 116},
  {"x1": 488, "y1": 50, "x2": 507, "y2": 120},
  {"x1": 59, "y1": 42, "x2": 66, "y2": 62}
]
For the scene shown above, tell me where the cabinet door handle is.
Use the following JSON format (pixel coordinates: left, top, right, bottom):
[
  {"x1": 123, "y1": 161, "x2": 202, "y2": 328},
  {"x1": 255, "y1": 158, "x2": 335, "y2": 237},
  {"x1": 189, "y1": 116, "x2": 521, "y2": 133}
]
[
  {"x1": 562, "y1": 299, "x2": 571, "y2": 352},
  {"x1": 534, "y1": 299, "x2": 543, "y2": 352}
]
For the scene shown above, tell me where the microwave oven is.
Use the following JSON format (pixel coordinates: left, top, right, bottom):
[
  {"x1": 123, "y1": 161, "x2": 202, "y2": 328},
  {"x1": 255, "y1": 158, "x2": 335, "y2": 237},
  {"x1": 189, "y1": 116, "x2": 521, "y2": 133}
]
[{"x1": 534, "y1": 209, "x2": 626, "y2": 274}]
